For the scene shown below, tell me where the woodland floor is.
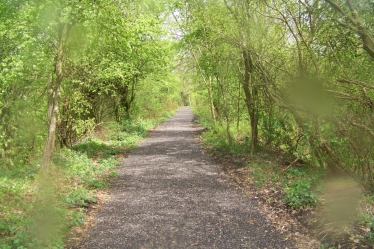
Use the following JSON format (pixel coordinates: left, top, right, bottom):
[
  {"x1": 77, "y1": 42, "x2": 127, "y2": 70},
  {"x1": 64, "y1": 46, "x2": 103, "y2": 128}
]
[{"x1": 71, "y1": 107, "x2": 309, "y2": 249}]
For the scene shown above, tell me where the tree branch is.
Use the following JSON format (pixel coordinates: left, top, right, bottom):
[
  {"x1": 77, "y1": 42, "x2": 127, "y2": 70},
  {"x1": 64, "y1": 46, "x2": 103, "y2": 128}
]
[
  {"x1": 325, "y1": 0, "x2": 374, "y2": 58},
  {"x1": 350, "y1": 121, "x2": 374, "y2": 138}
]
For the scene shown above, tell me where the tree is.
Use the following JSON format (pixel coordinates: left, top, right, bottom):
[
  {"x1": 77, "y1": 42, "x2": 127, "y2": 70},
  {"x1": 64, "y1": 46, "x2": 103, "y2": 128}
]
[
  {"x1": 0, "y1": 0, "x2": 181, "y2": 174},
  {"x1": 325, "y1": 0, "x2": 374, "y2": 58},
  {"x1": 176, "y1": 0, "x2": 374, "y2": 187}
]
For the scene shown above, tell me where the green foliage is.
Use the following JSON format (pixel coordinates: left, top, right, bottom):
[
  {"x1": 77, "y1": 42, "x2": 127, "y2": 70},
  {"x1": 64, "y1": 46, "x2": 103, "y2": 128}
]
[
  {"x1": 107, "y1": 116, "x2": 171, "y2": 148},
  {"x1": 201, "y1": 125, "x2": 250, "y2": 156},
  {"x1": 161, "y1": 111, "x2": 175, "y2": 121},
  {"x1": 197, "y1": 113, "x2": 323, "y2": 209},
  {"x1": 0, "y1": 0, "x2": 181, "y2": 171},
  {"x1": 320, "y1": 243, "x2": 336, "y2": 249},
  {"x1": 121, "y1": 119, "x2": 151, "y2": 137},
  {"x1": 181, "y1": 0, "x2": 374, "y2": 190},
  {"x1": 72, "y1": 140, "x2": 120, "y2": 159},
  {"x1": 4, "y1": 0, "x2": 374, "y2": 245},
  {"x1": 366, "y1": 217, "x2": 374, "y2": 243},
  {"x1": 0, "y1": 0, "x2": 180, "y2": 247},
  {"x1": 54, "y1": 149, "x2": 94, "y2": 177},
  {"x1": 84, "y1": 178, "x2": 108, "y2": 189},
  {"x1": 65, "y1": 188, "x2": 97, "y2": 207},
  {"x1": 106, "y1": 171, "x2": 120, "y2": 178},
  {"x1": 69, "y1": 210, "x2": 85, "y2": 228},
  {"x1": 284, "y1": 178, "x2": 319, "y2": 209},
  {"x1": 261, "y1": 115, "x2": 294, "y2": 149},
  {"x1": 0, "y1": 110, "x2": 173, "y2": 248}
]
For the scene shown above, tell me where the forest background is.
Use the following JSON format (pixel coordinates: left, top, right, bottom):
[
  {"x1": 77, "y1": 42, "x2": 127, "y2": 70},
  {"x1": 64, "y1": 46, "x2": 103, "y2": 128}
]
[{"x1": 1, "y1": 0, "x2": 374, "y2": 248}]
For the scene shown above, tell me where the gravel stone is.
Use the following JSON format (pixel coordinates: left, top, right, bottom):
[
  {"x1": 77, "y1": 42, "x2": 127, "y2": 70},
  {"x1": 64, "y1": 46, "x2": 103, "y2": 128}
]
[{"x1": 80, "y1": 107, "x2": 294, "y2": 249}]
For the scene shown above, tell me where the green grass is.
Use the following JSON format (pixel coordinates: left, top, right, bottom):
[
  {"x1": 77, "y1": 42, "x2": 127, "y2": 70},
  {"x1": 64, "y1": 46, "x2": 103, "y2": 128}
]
[
  {"x1": 199, "y1": 121, "x2": 324, "y2": 209},
  {"x1": 194, "y1": 112, "x2": 374, "y2": 247},
  {"x1": 0, "y1": 112, "x2": 175, "y2": 248}
]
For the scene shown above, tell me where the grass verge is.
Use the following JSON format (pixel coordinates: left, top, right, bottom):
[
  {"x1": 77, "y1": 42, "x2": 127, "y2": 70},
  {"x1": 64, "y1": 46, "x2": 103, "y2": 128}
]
[
  {"x1": 0, "y1": 110, "x2": 175, "y2": 249},
  {"x1": 195, "y1": 117, "x2": 374, "y2": 249}
]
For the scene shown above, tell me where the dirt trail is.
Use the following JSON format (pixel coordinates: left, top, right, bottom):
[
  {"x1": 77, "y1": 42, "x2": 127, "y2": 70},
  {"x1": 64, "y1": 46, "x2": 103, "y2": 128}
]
[{"x1": 80, "y1": 107, "x2": 294, "y2": 249}]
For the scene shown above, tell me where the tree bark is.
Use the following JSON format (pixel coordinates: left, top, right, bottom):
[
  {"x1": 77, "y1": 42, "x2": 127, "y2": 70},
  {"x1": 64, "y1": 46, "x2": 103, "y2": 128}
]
[
  {"x1": 207, "y1": 76, "x2": 216, "y2": 123},
  {"x1": 242, "y1": 49, "x2": 258, "y2": 154},
  {"x1": 40, "y1": 23, "x2": 68, "y2": 174},
  {"x1": 237, "y1": 77, "x2": 241, "y2": 131},
  {"x1": 215, "y1": 74, "x2": 233, "y2": 145}
]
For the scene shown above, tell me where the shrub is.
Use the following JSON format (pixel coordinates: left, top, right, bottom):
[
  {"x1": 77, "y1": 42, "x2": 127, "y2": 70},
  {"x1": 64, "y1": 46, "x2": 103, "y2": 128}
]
[
  {"x1": 65, "y1": 188, "x2": 97, "y2": 207},
  {"x1": 284, "y1": 178, "x2": 318, "y2": 209}
]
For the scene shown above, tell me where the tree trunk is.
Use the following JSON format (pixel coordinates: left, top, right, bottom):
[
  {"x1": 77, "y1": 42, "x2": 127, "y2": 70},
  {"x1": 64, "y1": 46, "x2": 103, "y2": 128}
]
[
  {"x1": 125, "y1": 102, "x2": 131, "y2": 120},
  {"x1": 40, "y1": 23, "x2": 68, "y2": 174},
  {"x1": 126, "y1": 77, "x2": 137, "y2": 120},
  {"x1": 207, "y1": 76, "x2": 216, "y2": 123},
  {"x1": 188, "y1": 45, "x2": 216, "y2": 123},
  {"x1": 237, "y1": 78, "x2": 241, "y2": 131},
  {"x1": 216, "y1": 74, "x2": 233, "y2": 145},
  {"x1": 242, "y1": 49, "x2": 258, "y2": 154}
]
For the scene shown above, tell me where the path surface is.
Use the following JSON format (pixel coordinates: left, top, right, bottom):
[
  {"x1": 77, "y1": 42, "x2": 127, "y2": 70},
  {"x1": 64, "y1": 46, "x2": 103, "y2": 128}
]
[{"x1": 80, "y1": 107, "x2": 293, "y2": 249}]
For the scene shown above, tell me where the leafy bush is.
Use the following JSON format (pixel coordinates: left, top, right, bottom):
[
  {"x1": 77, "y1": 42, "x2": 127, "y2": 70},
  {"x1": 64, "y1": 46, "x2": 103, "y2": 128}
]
[
  {"x1": 69, "y1": 210, "x2": 85, "y2": 228},
  {"x1": 196, "y1": 113, "x2": 323, "y2": 210},
  {"x1": 284, "y1": 178, "x2": 318, "y2": 209},
  {"x1": 84, "y1": 178, "x2": 108, "y2": 189},
  {"x1": 71, "y1": 140, "x2": 119, "y2": 159},
  {"x1": 65, "y1": 188, "x2": 97, "y2": 207},
  {"x1": 122, "y1": 119, "x2": 148, "y2": 136},
  {"x1": 366, "y1": 217, "x2": 374, "y2": 243}
]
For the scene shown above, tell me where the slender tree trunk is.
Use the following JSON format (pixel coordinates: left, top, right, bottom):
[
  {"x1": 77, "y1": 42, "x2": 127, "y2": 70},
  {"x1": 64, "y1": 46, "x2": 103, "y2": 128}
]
[
  {"x1": 114, "y1": 100, "x2": 120, "y2": 122},
  {"x1": 237, "y1": 78, "x2": 241, "y2": 131},
  {"x1": 125, "y1": 77, "x2": 137, "y2": 120},
  {"x1": 242, "y1": 49, "x2": 258, "y2": 154},
  {"x1": 125, "y1": 102, "x2": 131, "y2": 120},
  {"x1": 188, "y1": 45, "x2": 216, "y2": 123},
  {"x1": 207, "y1": 76, "x2": 216, "y2": 123},
  {"x1": 250, "y1": 85, "x2": 259, "y2": 153},
  {"x1": 40, "y1": 23, "x2": 68, "y2": 174},
  {"x1": 216, "y1": 74, "x2": 233, "y2": 145},
  {"x1": 47, "y1": 75, "x2": 53, "y2": 117}
]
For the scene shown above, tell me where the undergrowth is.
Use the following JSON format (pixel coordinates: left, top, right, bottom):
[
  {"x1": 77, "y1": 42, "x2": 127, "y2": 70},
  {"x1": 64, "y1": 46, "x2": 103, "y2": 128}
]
[
  {"x1": 0, "y1": 110, "x2": 175, "y2": 248},
  {"x1": 200, "y1": 123, "x2": 323, "y2": 209},
  {"x1": 197, "y1": 118, "x2": 374, "y2": 248}
]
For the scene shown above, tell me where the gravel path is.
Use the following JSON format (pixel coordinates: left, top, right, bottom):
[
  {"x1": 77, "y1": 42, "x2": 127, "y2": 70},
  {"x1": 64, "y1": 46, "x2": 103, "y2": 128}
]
[{"x1": 80, "y1": 107, "x2": 294, "y2": 249}]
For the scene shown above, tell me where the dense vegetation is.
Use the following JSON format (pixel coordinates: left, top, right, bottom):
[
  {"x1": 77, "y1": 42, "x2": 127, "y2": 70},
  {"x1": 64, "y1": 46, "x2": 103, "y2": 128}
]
[
  {"x1": 177, "y1": 0, "x2": 374, "y2": 188},
  {"x1": 0, "y1": 0, "x2": 181, "y2": 173},
  {"x1": 176, "y1": 0, "x2": 374, "y2": 246},
  {"x1": 1, "y1": 0, "x2": 374, "y2": 247},
  {"x1": 1, "y1": 0, "x2": 179, "y2": 247}
]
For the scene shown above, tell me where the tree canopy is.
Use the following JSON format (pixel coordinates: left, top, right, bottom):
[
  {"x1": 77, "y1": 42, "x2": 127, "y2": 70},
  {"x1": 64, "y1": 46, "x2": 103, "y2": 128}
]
[
  {"x1": 0, "y1": 0, "x2": 181, "y2": 172},
  {"x1": 1, "y1": 0, "x2": 374, "y2": 247},
  {"x1": 1, "y1": 0, "x2": 373, "y2": 185},
  {"x1": 173, "y1": 0, "x2": 374, "y2": 188}
]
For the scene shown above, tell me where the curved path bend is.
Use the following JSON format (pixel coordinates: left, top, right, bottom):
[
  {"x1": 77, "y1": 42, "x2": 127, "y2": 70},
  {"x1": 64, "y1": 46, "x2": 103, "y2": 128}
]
[{"x1": 81, "y1": 107, "x2": 293, "y2": 249}]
